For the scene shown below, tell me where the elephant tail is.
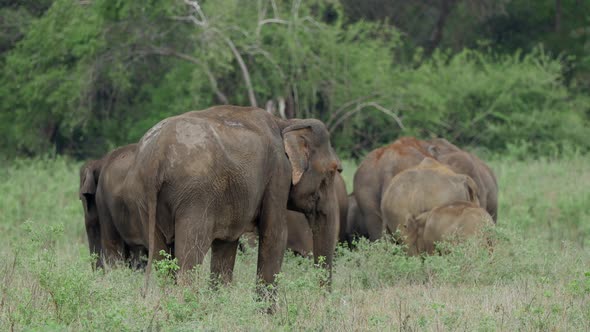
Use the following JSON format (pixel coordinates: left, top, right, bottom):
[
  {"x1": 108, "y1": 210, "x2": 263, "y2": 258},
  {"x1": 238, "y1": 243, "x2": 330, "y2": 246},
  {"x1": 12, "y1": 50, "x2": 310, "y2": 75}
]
[{"x1": 142, "y1": 189, "x2": 158, "y2": 297}]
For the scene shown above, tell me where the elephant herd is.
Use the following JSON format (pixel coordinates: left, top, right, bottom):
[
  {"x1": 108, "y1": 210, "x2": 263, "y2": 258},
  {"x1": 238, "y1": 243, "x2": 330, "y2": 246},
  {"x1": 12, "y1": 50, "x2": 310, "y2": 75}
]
[{"x1": 79, "y1": 105, "x2": 497, "y2": 295}]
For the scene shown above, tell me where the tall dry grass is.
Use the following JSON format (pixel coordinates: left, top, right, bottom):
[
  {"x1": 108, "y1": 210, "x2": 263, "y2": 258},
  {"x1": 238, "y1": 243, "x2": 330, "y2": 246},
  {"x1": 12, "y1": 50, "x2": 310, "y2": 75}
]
[{"x1": 0, "y1": 155, "x2": 588, "y2": 330}]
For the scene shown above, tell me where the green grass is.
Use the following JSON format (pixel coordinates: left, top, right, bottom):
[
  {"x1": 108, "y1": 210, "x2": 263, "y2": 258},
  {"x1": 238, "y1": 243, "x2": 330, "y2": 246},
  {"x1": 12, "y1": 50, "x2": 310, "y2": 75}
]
[{"x1": 0, "y1": 156, "x2": 589, "y2": 330}]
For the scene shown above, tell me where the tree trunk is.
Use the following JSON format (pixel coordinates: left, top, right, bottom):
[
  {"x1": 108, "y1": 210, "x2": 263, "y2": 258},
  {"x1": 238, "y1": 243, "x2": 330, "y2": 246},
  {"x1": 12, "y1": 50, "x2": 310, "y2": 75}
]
[
  {"x1": 425, "y1": 0, "x2": 457, "y2": 57},
  {"x1": 555, "y1": 0, "x2": 562, "y2": 32}
]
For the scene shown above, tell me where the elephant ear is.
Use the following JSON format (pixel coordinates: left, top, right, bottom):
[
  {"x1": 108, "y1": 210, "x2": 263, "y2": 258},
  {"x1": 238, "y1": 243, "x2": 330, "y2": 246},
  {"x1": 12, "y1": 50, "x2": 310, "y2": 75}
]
[
  {"x1": 464, "y1": 176, "x2": 480, "y2": 206},
  {"x1": 283, "y1": 125, "x2": 312, "y2": 185},
  {"x1": 80, "y1": 167, "x2": 97, "y2": 196},
  {"x1": 79, "y1": 162, "x2": 100, "y2": 224}
]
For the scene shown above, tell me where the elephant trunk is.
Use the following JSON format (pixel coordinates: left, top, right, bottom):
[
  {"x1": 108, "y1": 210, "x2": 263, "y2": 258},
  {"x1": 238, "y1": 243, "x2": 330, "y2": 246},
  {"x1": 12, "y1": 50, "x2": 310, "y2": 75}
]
[{"x1": 308, "y1": 182, "x2": 339, "y2": 288}]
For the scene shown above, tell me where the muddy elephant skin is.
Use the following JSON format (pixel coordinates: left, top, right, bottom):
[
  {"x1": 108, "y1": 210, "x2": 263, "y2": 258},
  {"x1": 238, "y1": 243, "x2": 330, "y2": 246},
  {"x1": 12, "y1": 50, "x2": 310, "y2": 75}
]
[{"x1": 121, "y1": 106, "x2": 342, "y2": 289}]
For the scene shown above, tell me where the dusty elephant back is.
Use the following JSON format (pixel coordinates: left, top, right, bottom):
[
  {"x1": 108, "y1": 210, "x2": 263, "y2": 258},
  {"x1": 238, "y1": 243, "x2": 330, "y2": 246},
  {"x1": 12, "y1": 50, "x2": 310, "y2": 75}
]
[{"x1": 124, "y1": 107, "x2": 284, "y2": 239}]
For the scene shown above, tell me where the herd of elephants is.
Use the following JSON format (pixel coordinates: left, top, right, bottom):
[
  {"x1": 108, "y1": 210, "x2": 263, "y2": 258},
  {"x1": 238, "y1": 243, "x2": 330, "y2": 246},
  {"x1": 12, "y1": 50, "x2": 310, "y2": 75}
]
[{"x1": 78, "y1": 105, "x2": 498, "y2": 295}]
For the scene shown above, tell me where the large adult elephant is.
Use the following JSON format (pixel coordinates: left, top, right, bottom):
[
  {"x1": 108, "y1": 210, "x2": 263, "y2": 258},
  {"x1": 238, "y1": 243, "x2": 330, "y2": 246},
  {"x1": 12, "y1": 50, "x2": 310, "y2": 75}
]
[
  {"x1": 427, "y1": 138, "x2": 498, "y2": 222},
  {"x1": 79, "y1": 144, "x2": 149, "y2": 269},
  {"x1": 285, "y1": 172, "x2": 348, "y2": 256},
  {"x1": 380, "y1": 157, "x2": 480, "y2": 241},
  {"x1": 121, "y1": 106, "x2": 342, "y2": 290},
  {"x1": 352, "y1": 137, "x2": 433, "y2": 240}
]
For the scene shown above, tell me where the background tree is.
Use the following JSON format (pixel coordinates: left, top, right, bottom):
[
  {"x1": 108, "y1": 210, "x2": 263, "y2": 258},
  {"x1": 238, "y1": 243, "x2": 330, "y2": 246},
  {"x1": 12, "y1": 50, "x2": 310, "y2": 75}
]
[{"x1": 0, "y1": 0, "x2": 588, "y2": 159}]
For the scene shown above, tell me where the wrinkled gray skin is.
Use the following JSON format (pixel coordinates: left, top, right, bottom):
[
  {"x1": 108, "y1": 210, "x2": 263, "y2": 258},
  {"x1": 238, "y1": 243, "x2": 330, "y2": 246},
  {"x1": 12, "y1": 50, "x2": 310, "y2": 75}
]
[
  {"x1": 405, "y1": 201, "x2": 494, "y2": 255},
  {"x1": 285, "y1": 172, "x2": 348, "y2": 256},
  {"x1": 427, "y1": 138, "x2": 498, "y2": 222},
  {"x1": 121, "y1": 106, "x2": 342, "y2": 291},
  {"x1": 79, "y1": 144, "x2": 150, "y2": 270},
  {"x1": 380, "y1": 158, "x2": 480, "y2": 240}
]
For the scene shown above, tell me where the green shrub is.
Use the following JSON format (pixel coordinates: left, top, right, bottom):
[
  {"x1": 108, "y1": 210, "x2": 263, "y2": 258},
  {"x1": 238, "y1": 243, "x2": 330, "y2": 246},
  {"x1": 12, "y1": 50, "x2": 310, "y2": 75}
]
[{"x1": 1, "y1": 157, "x2": 589, "y2": 330}]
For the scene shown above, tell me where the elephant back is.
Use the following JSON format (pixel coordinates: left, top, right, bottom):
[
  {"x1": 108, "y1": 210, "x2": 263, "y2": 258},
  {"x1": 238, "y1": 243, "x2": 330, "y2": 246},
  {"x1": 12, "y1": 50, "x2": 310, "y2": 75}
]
[{"x1": 380, "y1": 160, "x2": 477, "y2": 238}]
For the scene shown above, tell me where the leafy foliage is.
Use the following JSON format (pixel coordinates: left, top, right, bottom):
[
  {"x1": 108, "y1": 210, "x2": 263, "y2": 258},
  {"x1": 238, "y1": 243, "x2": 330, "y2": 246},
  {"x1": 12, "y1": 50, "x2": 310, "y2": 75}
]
[{"x1": 0, "y1": 0, "x2": 588, "y2": 158}]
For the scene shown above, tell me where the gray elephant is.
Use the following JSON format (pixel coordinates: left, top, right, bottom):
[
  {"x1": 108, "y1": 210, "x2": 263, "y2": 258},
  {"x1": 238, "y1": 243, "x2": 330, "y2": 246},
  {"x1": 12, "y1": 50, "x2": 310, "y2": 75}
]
[
  {"x1": 120, "y1": 106, "x2": 342, "y2": 291},
  {"x1": 380, "y1": 157, "x2": 480, "y2": 241},
  {"x1": 404, "y1": 201, "x2": 494, "y2": 255},
  {"x1": 285, "y1": 172, "x2": 348, "y2": 256},
  {"x1": 79, "y1": 144, "x2": 150, "y2": 269}
]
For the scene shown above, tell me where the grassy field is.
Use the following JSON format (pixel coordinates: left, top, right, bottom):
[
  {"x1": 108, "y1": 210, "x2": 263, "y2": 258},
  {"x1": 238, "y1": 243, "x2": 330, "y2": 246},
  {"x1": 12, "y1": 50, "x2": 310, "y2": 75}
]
[{"x1": 0, "y1": 155, "x2": 589, "y2": 331}]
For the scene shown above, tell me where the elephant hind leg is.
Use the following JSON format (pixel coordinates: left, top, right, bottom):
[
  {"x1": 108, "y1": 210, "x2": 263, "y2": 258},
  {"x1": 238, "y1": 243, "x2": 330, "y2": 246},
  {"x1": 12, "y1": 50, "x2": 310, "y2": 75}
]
[
  {"x1": 174, "y1": 207, "x2": 213, "y2": 283},
  {"x1": 210, "y1": 239, "x2": 239, "y2": 286}
]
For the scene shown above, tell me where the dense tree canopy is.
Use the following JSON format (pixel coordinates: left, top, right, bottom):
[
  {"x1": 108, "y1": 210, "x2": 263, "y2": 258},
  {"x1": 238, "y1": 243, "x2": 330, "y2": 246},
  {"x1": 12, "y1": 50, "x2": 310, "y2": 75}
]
[{"x1": 0, "y1": 0, "x2": 588, "y2": 159}]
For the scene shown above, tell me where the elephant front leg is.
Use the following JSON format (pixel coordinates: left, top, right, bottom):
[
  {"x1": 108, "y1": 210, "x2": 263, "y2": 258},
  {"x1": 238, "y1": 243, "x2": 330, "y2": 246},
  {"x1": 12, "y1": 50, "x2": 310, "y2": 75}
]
[
  {"x1": 210, "y1": 239, "x2": 239, "y2": 286},
  {"x1": 255, "y1": 202, "x2": 288, "y2": 309}
]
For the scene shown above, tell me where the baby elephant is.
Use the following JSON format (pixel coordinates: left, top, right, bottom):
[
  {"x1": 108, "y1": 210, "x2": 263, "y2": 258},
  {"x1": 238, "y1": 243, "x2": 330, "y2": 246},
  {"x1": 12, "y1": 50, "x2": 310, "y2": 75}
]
[{"x1": 405, "y1": 201, "x2": 494, "y2": 256}]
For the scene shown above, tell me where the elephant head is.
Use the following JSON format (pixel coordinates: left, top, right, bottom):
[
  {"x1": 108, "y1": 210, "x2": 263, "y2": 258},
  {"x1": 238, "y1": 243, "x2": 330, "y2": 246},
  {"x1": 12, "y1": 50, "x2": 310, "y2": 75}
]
[
  {"x1": 404, "y1": 213, "x2": 428, "y2": 256},
  {"x1": 462, "y1": 175, "x2": 480, "y2": 207},
  {"x1": 425, "y1": 138, "x2": 462, "y2": 157},
  {"x1": 282, "y1": 119, "x2": 342, "y2": 283},
  {"x1": 79, "y1": 159, "x2": 103, "y2": 269}
]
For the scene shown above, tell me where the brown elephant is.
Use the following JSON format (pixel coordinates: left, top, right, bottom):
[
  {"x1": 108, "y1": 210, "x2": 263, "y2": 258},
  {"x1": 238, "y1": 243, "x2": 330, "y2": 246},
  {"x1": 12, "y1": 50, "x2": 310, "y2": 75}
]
[
  {"x1": 405, "y1": 201, "x2": 494, "y2": 255},
  {"x1": 120, "y1": 106, "x2": 342, "y2": 291},
  {"x1": 79, "y1": 144, "x2": 149, "y2": 270},
  {"x1": 352, "y1": 137, "x2": 434, "y2": 240},
  {"x1": 380, "y1": 158, "x2": 480, "y2": 240},
  {"x1": 353, "y1": 137, "x2": 497, "y2": 240},
  {"x1": 285, "y1": 172, "x2": 348, "y2": 256},
  {"x1": 427, "y1": 138, "x2": 498, "y2": 222}
]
